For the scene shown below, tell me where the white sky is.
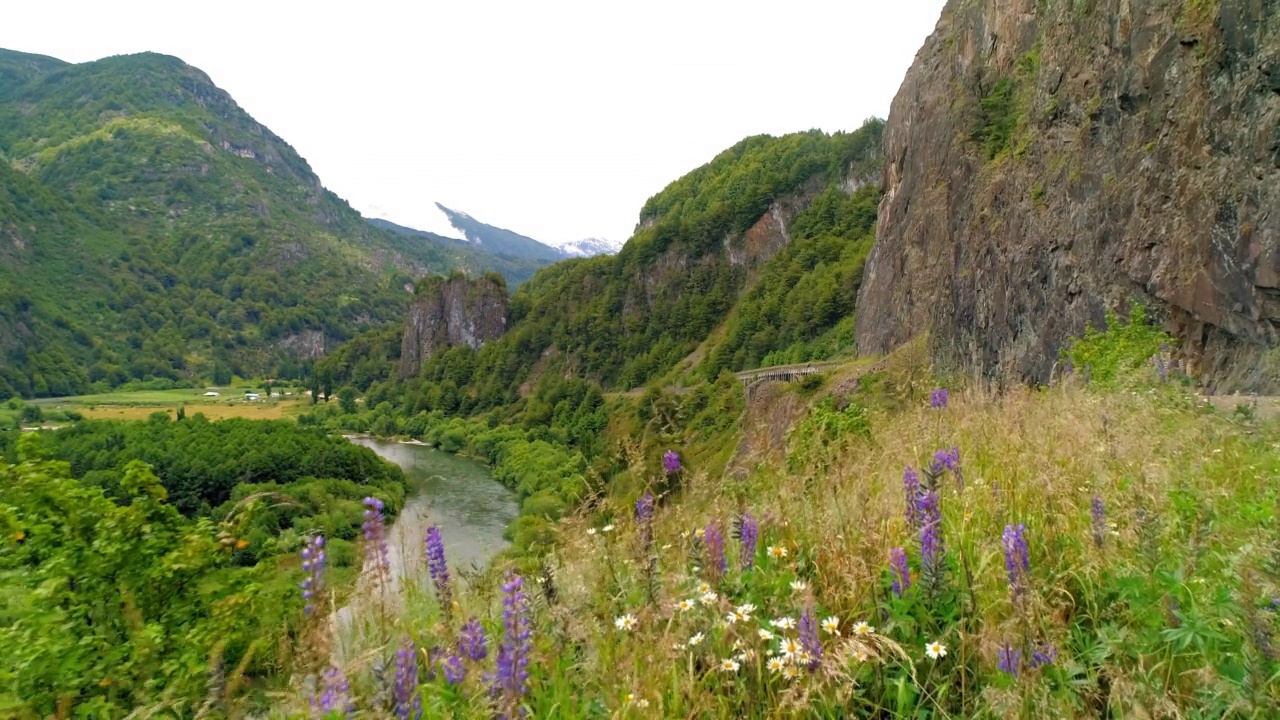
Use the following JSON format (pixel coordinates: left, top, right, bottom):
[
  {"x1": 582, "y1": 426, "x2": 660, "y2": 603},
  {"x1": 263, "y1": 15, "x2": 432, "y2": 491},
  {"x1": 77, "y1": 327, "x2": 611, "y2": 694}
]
[{"x1": 2, "y1": 0, "x2": 946, "y2": 246}]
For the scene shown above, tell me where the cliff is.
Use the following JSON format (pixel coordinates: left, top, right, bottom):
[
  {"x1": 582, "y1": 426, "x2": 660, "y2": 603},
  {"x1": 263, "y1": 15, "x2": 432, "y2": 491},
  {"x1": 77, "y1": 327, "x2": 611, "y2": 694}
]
[
  {"x1": 856, "y1": 0, "x2": 1279, "y2": 392},
  {"x1": 399, "y1": 273, "x2": 510, "y2": 378}
]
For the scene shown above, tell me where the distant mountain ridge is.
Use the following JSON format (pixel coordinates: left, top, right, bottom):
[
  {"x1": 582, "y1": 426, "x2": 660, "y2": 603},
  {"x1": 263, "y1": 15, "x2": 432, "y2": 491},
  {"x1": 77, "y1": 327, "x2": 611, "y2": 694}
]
[{"x1": 432, "y1": 202, "x2": 620, "y2": 260}]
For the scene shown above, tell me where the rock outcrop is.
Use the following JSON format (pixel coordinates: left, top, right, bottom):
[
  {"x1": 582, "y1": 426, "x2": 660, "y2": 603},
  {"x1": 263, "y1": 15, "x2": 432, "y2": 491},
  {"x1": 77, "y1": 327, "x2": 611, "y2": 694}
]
[
  {"x1": 399, "y1": 273, "x2": 509, "y2": 378},
  {"x1": 856, "y1": 0, "x2": 1279, "y2": 392}
]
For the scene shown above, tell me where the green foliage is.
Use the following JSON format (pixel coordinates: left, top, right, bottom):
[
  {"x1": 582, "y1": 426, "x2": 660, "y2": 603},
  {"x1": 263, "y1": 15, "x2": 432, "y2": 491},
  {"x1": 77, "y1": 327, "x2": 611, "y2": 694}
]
[
  {"x1": 703, "y1": 184, "x2": 880, "y2": 375},
  {"x1": 786, "y1": 395, "x2": 871, "y2": 472},
  {"x1": 39, "y1": 417, "x2": 404, "y2": 515},
  {"x1": 972, "y1": 49, "x2": 1040, "y2": 160},
  {"x1": 1062, "y1": 304, "x2": 1170, "y2": 387}
]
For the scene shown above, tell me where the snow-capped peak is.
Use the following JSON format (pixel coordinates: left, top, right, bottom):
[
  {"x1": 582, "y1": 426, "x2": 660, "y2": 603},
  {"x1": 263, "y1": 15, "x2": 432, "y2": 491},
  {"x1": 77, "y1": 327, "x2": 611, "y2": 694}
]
[{"x1": 552, "y1": 237, "x2": 622, "y2": 258}]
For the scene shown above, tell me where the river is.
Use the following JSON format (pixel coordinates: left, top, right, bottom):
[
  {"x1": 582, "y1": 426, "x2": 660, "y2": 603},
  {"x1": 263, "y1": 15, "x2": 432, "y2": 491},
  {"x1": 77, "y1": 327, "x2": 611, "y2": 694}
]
[{"x1": 332, "y1": 437, "x2": 519, "y2": 655}]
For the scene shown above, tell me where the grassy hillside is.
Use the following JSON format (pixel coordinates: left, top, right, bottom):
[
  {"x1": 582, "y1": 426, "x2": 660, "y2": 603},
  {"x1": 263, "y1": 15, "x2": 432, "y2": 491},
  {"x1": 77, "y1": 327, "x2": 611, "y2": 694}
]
[
  {"x1": 0, "y1": 49, "x2": 535, "y2": 399},
  {"x1": 289, "y1": 332, "x2": 1280, "y2": 718}
]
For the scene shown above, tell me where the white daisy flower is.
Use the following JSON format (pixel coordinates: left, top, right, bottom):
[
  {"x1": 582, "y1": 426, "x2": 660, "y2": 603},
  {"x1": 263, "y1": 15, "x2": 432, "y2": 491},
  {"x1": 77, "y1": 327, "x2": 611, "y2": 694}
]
[
  {"x1": 725, "y1": 611, "x2": 742, "y2": 625},
  {"x1": 851, "y1": 620, "x2": 874, "y2": 636},
  {"x1": 615, "y1": 614, "x2": 637, "y2": 631},
  {"x1": 758, "y1": 628, "x2": 774, "y2": 641},
  {"x1": 790, "y1": 580, "x2": 808, "y2": 591},
  {"x1": 779, "y1": 636, "x2": 803, "y2": 659},
  {"x1": 687, "y1": 632, "x2": 705, "y2": 647},
  {"x1": 766, "y1": 656, "x2": 786, "y2": 673},
  {"x1": 782, "y1": 665, "x2": 801, "y2": 679},
  {"x1": 675, "y1": 598, "x2": 695, "y2": 612},
  {"x1": 853, "y1": 650, "x2": 869, "y2": 662},
  {"x1": 767, "y1": 546, "x2": 788, "y2": 559},
  {"x1": 699, "y1": 591, "x2": 718, "y2": 606},
  {"x1": 719, "y1": 658, "x2": 740, "y2": 672},
  {"x1": 771, "y1": 616, "x2": 797, "y2": 630},
  {"x1": 821, "y1": 617, "x2": 840, "y2": 636},
  {"x1": 925, "y1": 641, "x2": 947, "y2": 659},
  {"x1": 696, "y1": 582, "x2": 712, "y2": 594}
]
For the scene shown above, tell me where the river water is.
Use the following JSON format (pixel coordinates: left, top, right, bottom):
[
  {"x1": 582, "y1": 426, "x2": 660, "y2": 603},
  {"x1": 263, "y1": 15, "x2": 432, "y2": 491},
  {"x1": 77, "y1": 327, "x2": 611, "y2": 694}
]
[{"x1": 332, "y1": 437, "x2": 519, "y2": 655}]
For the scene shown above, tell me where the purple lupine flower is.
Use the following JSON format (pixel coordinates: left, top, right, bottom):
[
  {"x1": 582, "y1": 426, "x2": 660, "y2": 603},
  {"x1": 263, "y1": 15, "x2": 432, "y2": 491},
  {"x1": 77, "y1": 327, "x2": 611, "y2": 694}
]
[
  {"x1": 929, "y1": 447, "x2": 963, "y2": 489},
  {"x1": 441, "y1": 654, "x2": 465, "y2": 685},
  {"x1": 1031, "y1": 644, "x2": 1057, "y2": 668},
  {"x1": 490, "y1": 573, "x2": 531, "y2": 719},
  {"x1": 704, "y1": 521, "x2": 726, "y2": 581},
  {"x1": 930, "y1": 388, "x2": 949, "y2": 409},
  {"x1": 394, "y1": 642, "x2": 422, "y2": 720},
  {"x1": 300, "y1": 535, "x2": 327, "y2": 615},
  {"x1": 313, "y1": 666, "x2": 353, "y2": 717},
  {"x1": 662, "y1": 450, "x2": 682, "y2": 474},
  {"x1": 739, "y1": 512, "x2": 758, "y2": 571},
  {"x1": 1064, "y1": 359, "x2": 1074, "y2": 377},
  {"x1": 918, "y1": 490, "x2": 945, "y2": 594},
  {"x1": 889, "y1": 546, "x2": 911, "y2": 598},
  {"x1": 635, "y1": 492, "x2": 655, "y2": 551},
  {"x1": 997, "y1": 643, "x2": 1021, "y2": 678},
  {"x1": 798, "y1": 605, "x2": 822, "y2": 672},
  {"x1": 425, "y1": 525, "x2": 452, "y2": 610},
  {"x1": 1002, "y1": 523, "x2": 1030, "y2": 598},
  {"x1": 362, "y1": 497, "x2": 390, "y2": 579},
  {"x1": 459, "y1": 616, "x2": 488, "y2": 662},
  {"x1": 1155, "y1": 354, "x2": 1169, "y2": 382},
  {"x1": 1091, "y1": 496, "x2": 1106, "y2": 548},
  {"x1": 903, "y1": 466, "x2": 922, "y2": 529}
]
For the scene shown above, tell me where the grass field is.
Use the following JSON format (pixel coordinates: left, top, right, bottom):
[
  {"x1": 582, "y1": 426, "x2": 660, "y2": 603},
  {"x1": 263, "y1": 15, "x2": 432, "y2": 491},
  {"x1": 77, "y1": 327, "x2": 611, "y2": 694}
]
[{"x1": 30, "y1": 386, "x2": 311, "y2": 422}]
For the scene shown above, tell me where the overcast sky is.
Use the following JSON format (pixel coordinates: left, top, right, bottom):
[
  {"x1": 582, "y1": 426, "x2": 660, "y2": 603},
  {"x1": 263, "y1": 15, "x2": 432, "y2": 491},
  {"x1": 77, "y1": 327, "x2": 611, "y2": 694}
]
[{"x1": 3, "y1": 0, "x2": 947, "y2": 247}]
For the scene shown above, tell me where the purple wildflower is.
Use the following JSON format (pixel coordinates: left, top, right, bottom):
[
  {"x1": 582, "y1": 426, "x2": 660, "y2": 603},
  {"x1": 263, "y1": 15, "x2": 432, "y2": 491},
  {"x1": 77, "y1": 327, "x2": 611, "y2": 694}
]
[
  {"x1": 425, "y1": 525, "x2": 452, "y2": 610},
  {"x1": 739, "y1": 512, "x2": 758, "y2": 571},
  {"x1": 930, "y1": 388, "x2": 949, "y2": 409},
  {"x1": 918, "y1": 491, "x2": 945, "y2": 595},
  {"x1": 704, "y1": 521, "x2": 726, "y2": 581},
  {"x1": 441, "y1": 654, "x2": 465, "y2": 685},
  {"x1": 300, "y1": 535, "x2": 327, "y2": 615},
  {"x1": 362, "y1": 497, "x2": 390, "y2": 579},
  {"x1": 889, "y1": 546, "x2": 911, "y2": 598},
  {"x1": 459, "y1": 616, "x2": 488, "y2": 662},
  {"x1": 491, "y1": 573, "x2": 531, "y2": 718},
  {"x1": 1091, "y1": 496, "x2": 1106, "y2": 548},
  {"x1": 662, "y1": 450, "x2": 682, "y2": 475},
  {"x1": 798, "y1": 605, "x2": 822, "y2": 672},
  {"x1": 394, "y1": 642, "x2": 422, "y2": 720},
  {"x1": 1002, "y1": 523, "x2": 1030, "y2": 599},
  {"x1": 313, "y1": 666, "x2": 353, "y2": 718},
  {"x1": 1155, "y1": 354, "x2": 1169, "y2": 382},
  {"x1": 635, "y1": 492, "x2": 655, "y2": 551},
  {"x1": 997, "y1": 643, "x2": 1022, "y2": 678},
  {"x1": 903, "y1": 466, "x2": 922, "y2": 529},
  {"x1": 929, "y1": 447, "x2": 964, "y2": 489},
  {"x1": 1031, "y1": 644, "x2": 1057, "y2": 668}
]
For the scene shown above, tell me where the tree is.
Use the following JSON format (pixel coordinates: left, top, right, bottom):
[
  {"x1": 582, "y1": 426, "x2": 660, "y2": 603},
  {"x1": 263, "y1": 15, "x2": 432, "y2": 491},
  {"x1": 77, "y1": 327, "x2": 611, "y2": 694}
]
[
  {"x1": 338, "y1": 386, "x2": 358, "y2": 415},
  {"x1": 211, "y1": 363, "x2": 232, "y2": 386}
]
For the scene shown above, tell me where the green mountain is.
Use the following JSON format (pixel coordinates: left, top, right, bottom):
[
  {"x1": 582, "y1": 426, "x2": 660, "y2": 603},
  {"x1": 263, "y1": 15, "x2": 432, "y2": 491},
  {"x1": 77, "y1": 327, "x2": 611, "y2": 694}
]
[{"x1": 0, "y1": 48, "x2": 524, "y2": 399}]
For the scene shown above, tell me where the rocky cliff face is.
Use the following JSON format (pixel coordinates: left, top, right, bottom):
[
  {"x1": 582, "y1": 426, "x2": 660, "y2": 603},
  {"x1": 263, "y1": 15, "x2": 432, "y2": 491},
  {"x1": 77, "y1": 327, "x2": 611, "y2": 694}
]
[
  {"x1": 399, "y1": 274, "x2": 509, "y2": 378},
  {"x1": 856, "y1": 0, "x2": 1279, "y2": 392}
]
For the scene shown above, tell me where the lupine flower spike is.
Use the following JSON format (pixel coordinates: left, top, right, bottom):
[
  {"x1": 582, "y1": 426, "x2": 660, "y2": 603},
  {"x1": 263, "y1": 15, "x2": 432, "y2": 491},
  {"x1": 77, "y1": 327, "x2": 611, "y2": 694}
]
[
  {"x1": 930, "y1": 388, "x2": 949, "y2": 409},
  {"x1": 704, "y1": 521, "x2": 726, "y2": 581},
  {"x1": 918, "y1": 491, "x2": 945, "y2": 595},
  {"x1": 300, "y1": 535, "x2": 326, "y2": 615},
  {"x1": 459, "y1": 616, "x2": 488, "y2": 662},
  {"x1": 798, "y1": 605, "x2": 822, "y2": 672},
  {"x1": 362, "y1": 497, "x2": 390, "y2": 582},
  {"x1": 663, "y1": 450, "x2": 681, "y2": 474},
  {"x1": 889, "y1": 546, "x2": 911, "y2": 598},
  {"x1": 490, "y1": 573, "x2": 531, "y2": 719},
  {"x1": 313, "y1": 666, "x2": 353, "y2": 717},
  {"x1": 739, "y1": 512, "x2": 758, "y2": 571},
  {"x1": 997, "y1": 643, "x2": 1021, "y2": 678},
  {"x1": 394, "y1": 641, "x2": 422, "y2": 720},
  {"x1": 425, "y1": 525, "x2": 452, "y2": 612},
  {"x1": 1091, "y1": 496, "x2": 1106, "y2": 548},
  {"x1": 1002, "y1": 523, "x2": 1030, "y2": 599},
  {"x1": 903, "y1": 467, "x2": 922, "y2": 529}
]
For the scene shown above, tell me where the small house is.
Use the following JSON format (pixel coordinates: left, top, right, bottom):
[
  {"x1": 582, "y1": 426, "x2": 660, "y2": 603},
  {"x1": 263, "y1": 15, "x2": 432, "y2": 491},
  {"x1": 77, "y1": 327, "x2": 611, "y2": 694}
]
[
  {"x1": 244, "y1": 392, "x2": 261, "y2": 401},
  {"x1": 203, "y1": 391, "x2": 220, "y2": 397}
]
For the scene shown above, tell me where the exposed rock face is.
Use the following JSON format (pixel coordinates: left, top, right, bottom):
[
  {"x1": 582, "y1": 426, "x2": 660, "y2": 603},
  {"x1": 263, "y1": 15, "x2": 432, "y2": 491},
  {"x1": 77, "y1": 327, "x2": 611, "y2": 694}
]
[
  {"x1": 399, "y1": 273, "x2": 509, "y2": 377},
  {"x1": 856, "y1": 0, "x2": 1279, "y2": 392}
]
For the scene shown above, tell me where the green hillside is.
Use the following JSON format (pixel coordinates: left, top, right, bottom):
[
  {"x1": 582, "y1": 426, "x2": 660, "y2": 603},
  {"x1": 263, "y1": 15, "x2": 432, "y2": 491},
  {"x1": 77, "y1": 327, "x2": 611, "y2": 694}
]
[{"x1": 0, "y1": 49, "x2": 529, "y2": 399}]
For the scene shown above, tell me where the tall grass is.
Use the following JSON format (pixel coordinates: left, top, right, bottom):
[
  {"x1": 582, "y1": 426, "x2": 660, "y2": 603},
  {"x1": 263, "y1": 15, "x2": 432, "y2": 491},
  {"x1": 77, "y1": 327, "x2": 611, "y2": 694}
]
[{"x1": 272, "y1": 357, "x2": 1279, "y2": 718}]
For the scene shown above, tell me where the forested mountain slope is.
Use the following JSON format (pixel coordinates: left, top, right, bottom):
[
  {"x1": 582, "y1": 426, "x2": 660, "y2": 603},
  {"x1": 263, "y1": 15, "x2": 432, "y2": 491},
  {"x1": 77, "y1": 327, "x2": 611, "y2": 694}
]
[{"x1": 0, "y1": 49, "x2": 524, "y2": 398}]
